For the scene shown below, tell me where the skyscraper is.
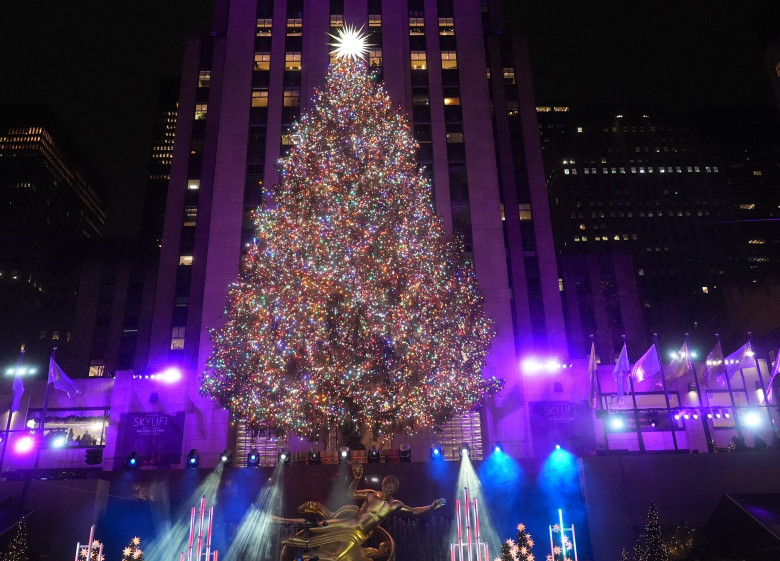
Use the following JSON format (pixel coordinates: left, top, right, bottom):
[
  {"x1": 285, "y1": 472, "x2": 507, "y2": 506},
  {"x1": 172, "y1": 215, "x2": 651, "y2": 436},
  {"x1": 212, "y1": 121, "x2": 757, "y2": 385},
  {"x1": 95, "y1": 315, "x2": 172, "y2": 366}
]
[{"x1": 147, "y1": 0, "x2": 566, "y2": 462}]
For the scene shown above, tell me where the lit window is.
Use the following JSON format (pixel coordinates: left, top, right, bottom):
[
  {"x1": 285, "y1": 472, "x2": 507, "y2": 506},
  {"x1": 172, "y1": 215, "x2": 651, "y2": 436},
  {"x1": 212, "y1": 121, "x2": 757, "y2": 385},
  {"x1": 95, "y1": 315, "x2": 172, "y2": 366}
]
[
  {"x1": 579, "y1": 224, "x2": 586, "y2": 230},
  {"x1": 369, "y1": 14, "x2": 381, "y2": 27},
  {"x1": 330, "y1": 14, "x2": 344, "y2": 28},
  {"x1": 88, "y1": 363, "x2": 105, "y2": 377},
  {"x1": 409, "y1": 17, "x2": 425, "y2": 35},
  {"x1": 183, "y1": 206, "x2": 197, "y2": 227},
  {"x1": 283, "y1": 88, "x2": 300, "y2": 106},
  {"x1": 281, "y1": 133, "x2": 295, "y2": 145},
  {"x1": 194, "y1": 104, "x2": 208, "y2": 120},
  {"x1": 536, "y1": 106, "x2": 552, "y2": 112},
  {"x1": 179, "y1": 255, "x2": 193, "y2": 266},
  {"x1": 171, "y1": 327, "x2": 186, "y2": 350},
  {"x1": 638, "y1": 269, "x2": 644, "y2": 276},
  {"x1": 702, "y1": 286, "x2": 709, "y2": 294},
  {"x1": 443, "y1": 97, "x2": 460, "y2": 105},
  {"x1": 631, "y1": 167, "x2": 636, "y2": 174},
  {"x1": 748, "y1": 239, "x2": 766, "y2": 244},
  {"x1": 256, "y1": 18, "x2": 273, "y2": 36},
  {"x1": 441, "y1": 51, "x2": 458, "y2": 69},
  {"x1": 285, "y1": 52, "x2": 301, "y2": 71},
  {"x1": 564, "y1": 169, "x2": 570, "y2": 175},
  {"x1": 753, "y1": 170, "x2": 763, "y2": 176},
  {"x1": 558, "y1": 278, "x2": 564, "y2": 291},
  {"x1": 198, "y1": 71, "x2": 211, "y2": 87},
  {"x1": 446, "y1": 132, "x2": 464, "y2": 143},
  {"x1": 255, "y1": 52, "x2": 271, "y2": 70},
  {"x1": 506, "y1": 101, "x2": 519, "y2": 116},
  {"x1": 576, "y1": 126, "x2": 583, "y2": 133},
  {"x1": 252, "y1": 89, "x2": 269, "y2": 107},
  {"x1": 439, "y1": 17, "x2": 455, "y2": 35},
  {"x1": 188, "y1": 179, "x2": 200, "y2": 191},
  {"x1": 739, "y1": 203, "x2": 756, "y2": 210},
  {"x1": 410, "y1": 51, "x2": 427, "y2": 69},
  {"x1": 519, "y1": 204, "x2": 532, "y2": 221},
  {"x1": 287, "y1": 18, "x2": 302, "y2": 35},
  {"x1": 369, "y1": 48, "x2": 382, "y2": 68}
]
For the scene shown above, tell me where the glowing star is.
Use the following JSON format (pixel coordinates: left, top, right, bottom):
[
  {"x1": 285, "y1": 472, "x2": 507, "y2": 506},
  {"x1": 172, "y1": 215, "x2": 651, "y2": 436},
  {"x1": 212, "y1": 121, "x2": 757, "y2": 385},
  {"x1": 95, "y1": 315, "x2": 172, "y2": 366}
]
[
  {"x1": 132, "y1": 537, "x2": 140, "y2": 545},
  {"x1": 328, "y1": 24, "x2": 370, "y2": 60},
  {"x1": 123, "y1": 548, "x2": 132, "y2": 557},
  {"x1": 517, "y1": 523, "x2": 526, "y2": 532},
  {"x1": 527, "y1": 554, "x2": 535, "y2": 561}
]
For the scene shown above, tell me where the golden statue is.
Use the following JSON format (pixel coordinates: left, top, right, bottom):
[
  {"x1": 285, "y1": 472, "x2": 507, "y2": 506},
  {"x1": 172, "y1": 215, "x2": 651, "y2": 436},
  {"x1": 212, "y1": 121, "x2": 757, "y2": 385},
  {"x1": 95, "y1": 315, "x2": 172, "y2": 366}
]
[{"x1": 278, "y1": 460, "x2": 446, "y2": 561}]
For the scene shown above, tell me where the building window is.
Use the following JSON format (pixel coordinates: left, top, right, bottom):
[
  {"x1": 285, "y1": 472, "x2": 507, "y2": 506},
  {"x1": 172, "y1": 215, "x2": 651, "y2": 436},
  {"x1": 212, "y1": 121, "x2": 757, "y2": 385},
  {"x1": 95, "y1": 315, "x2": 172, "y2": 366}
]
[
  {"x1": 171, "y1": 327, "x2": 186, "y2": 350},
  {"x1": 88, "y1": 361, "x2": 105, "y2": 377},
  {"x1": 753, "y1": 170, "x2": 763, "y2": 176},
  {"x1": 446, "y1": 132, "x2": 464, "y2": 143},
  {"x1": 519, "y1": 204, "x2": 532, "y2": 221},
  {"x1": 438, "y1": 17, "x2": 455, "y2": 35},
  {"x1": 410, "y1": 51, "x2": 427, "y2": 69},
  {"x1": 198, "y1": 71, "x2": 211, "y2": 88},
  {"x1": 285, "y1": 52, "x2": 301, "y2": 71},
  {"x1": 330, "y1": 14, "x2": 344, "y2": 27},
  {"x1": 183, "y1": 206, "x2": 197, "y2": 227},
  {"x1": 257, "y1": 19, "x2": 273, "y2": 36},
  {"x1": 252, "y1": 89, "x2": 269, "y2": 107},
  {"x1": 187, "y1": 179, "x2": 200, "y2": 191},
  {"x1": 409, "y1": 17, "x2": 425, "y2": 35},
  {"x1": 194, "y1": 104, "x2": 208, "y2": 120},
  {"x1": 441, "y1": 51, "x2": 457, "y2": 69},
  {"x1": 369, "y1": 14, "x2": 381, "y2": 27},
  {"x1": 52, "y1": 330, "x2": 60, "y2": 341},
  {"x1": 286, "y1": 18, "x2": 302, "y2": 35},
  {"x1": 502, "y1": 68, "x2": 515, "y2": 84},
  {"x1": 443, "y1": 96, "x2": 461, "y2": 105},
  {"x1": 283, "y1": 88, "x2": 300, "y2": 106},
  {"x1": 179, "y1": 255, "x2": 193, "y2": 266},
  {"x1": 369, "y1": 48, "x2": 382, "y2": 67},
  {"x1": 255, "y1": 52, "x2": 271, "y2": 70}
]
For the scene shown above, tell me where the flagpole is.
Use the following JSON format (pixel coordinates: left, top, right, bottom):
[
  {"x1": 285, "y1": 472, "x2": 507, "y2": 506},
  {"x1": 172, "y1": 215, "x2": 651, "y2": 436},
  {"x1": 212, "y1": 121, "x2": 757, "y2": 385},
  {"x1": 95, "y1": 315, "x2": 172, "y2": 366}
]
[
  {"x1": 33, "y1": 348, "x2": 56, "y2": 474},
  {"x1": 685, "y1": 333, "x2": 713, "y2": 451},
  {"x1": 747, "y1": 332, "x2": 774, "y2": 429},
  {"x1": 718, "y1": 334, "x2": 742, "y2": 441},
  {"x1": 0, "y1": 346, "x2": 25, "y2": 476},
  {"x1": 624, "y1": 335, "x2": 645, "y2": 453},
  {"x1": 653, "y1": 334, "x2": 678, "y2": 451},
  {"x1": 591, "y1": 334, "x2": 603, "y2": 409}
]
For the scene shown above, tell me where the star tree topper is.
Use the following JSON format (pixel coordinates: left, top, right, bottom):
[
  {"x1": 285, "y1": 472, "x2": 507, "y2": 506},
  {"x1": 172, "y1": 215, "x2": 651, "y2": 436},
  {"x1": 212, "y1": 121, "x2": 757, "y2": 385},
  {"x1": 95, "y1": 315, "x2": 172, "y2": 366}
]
[{"x1": 329, "y1": 24, "x2": 371, "y2": 60}]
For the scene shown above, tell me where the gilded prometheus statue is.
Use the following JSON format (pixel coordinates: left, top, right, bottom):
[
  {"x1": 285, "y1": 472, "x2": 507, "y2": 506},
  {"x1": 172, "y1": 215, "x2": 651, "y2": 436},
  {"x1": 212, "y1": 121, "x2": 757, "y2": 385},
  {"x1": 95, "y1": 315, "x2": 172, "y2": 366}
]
[{"x1": 278, "y1": 460, "x2": 446, "y2": 561}]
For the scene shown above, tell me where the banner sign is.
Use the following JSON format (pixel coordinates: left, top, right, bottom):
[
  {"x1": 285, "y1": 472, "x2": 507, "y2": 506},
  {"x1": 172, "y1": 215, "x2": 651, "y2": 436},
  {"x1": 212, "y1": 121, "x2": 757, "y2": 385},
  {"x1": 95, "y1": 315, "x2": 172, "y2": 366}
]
[
  {"x1": 529, "y1": 401, "x2": 596, "y2": 457},
  {"x1": 118, "y1": 411, "x2": 185, "y2": 468}
]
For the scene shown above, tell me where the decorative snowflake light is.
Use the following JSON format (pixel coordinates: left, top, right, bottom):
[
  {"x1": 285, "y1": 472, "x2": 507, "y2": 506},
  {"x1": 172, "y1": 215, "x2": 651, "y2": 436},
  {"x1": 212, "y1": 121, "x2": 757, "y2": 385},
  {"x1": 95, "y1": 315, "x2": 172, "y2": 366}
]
[{"x1": 329, "y1": 24, "x2": 370, "y2": 60}]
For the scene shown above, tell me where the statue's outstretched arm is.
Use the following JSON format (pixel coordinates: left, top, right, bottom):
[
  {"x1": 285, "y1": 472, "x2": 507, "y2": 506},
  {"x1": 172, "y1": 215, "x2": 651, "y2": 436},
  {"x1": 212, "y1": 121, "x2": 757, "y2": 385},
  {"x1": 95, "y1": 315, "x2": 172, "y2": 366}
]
[
  {"x1": 347, "y1": 460, "x2": 371, "y2": 499},
  {"x1": 398, "y1": 498, "x2": 446, "y2": 515}
]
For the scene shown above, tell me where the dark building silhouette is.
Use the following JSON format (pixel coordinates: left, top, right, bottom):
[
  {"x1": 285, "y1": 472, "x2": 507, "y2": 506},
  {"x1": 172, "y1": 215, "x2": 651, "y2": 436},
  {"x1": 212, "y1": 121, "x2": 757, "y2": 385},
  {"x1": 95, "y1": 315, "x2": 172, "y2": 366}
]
[{"x1": 0, "y1": 105, "x2": 106, "y2": 369}]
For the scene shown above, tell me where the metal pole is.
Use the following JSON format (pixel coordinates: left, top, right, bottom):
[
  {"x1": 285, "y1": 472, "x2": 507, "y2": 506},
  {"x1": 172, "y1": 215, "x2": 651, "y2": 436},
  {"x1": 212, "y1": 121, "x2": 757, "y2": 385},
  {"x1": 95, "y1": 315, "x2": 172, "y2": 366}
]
[
  {"x1": 718, "y1": 334, "x2": 742, "y2": 440},
  {"x1": 748, "y1": 332, "x2": 775, "y2": 429},
  {"x1": 654, "y1": 334, "x2": 678, "y2": 451},
  {"x1": 559, "y1": 509, "x2": 566, "y2": 560},
  {"x1": 33, "y1": 348, "x2": 55, "y2": 474},
  {"x1": 685, "y1": 333, "x2": 713, "y2": 451}
]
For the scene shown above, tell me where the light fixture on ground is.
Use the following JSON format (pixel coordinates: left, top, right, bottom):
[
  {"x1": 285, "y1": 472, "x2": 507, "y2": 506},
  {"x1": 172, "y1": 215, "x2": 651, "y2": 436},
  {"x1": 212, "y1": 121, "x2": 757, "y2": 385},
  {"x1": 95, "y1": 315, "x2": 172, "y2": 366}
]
[
  {"x1": 126, "y1": 451, "x2": 139, "y2": 469},
  {"x1": 186, "y1": 449, "x2": 199, "y2": 468},
  {"x1": 277, "y1": 447, "x2": 291, "y2": 465},
  {"x1": 248, "y1": 448, "x2": 260, "y2": 467},
  {"x1": 367, "y1": 446, "x2": 380, "y2": 463},
  {"x1": 459, "y1": 443, "x2": 471, "y2": 459},
  {"x1": 308, "y1": 446, "x2": 321, "y2": 465},
  {"x1": 220, "y1": 450, "x2": 232, "y2": 466},
  {"x1": 399, "y1": 443, "x2": 412, "y2": 462},
  {"x1": 430, "y1": 443, "x2": 443, "y2": 460},
  {"x1": 338, "y1": 447, "x2": 351, "y2": 463}
]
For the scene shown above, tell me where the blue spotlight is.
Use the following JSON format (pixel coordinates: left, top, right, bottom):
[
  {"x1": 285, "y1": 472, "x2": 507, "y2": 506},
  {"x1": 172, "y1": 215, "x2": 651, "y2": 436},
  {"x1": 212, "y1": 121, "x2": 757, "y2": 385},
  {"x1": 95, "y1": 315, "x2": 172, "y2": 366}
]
[
  {"x1": 555, "y1": 444, "x2": 561, "y2": 450},
  {"x1": 248, "y1": 448, "x2": 260, "y2": 467},
  {"x1": 186, "y1": 449, "x2": 199, "y2": 468},
  {"x1": 459, "y1": 442, "x2": 471, "y2": 458},
  {"x1": 493, "y1": 442, "x2": 504, "y2": 454},
  {"x1": 430, "y1": 443, "x2": 443, "y2": 460},
  {"x1": 126, "y1": 451, "x2": 139, "y2": 469}
]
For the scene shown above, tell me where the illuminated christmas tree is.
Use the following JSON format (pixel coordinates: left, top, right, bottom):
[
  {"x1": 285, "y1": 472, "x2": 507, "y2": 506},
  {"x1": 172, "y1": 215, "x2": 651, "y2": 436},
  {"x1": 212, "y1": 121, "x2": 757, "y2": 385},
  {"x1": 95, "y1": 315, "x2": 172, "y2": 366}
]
[
  {"x1": 202, "y1": 27, "x2": 500, "y2": 438},
  {"x1": 1, "y1": 518, "x2": 30, "y2": 561},
  {"x1": 120, "y1": 537, "x2": 144, "y2": 561},
  {"x1": 636, "y1": 502, "x2": 670, "y2": 561},
  {"x1": 498, "y1": 522, "x2": 536, "y2": 561}
]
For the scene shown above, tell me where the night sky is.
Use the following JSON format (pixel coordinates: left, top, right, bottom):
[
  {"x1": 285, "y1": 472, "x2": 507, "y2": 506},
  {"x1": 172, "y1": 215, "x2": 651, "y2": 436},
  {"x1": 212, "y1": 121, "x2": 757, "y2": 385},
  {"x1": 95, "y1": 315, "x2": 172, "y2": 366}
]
[{"x1": 0, "y1": 1, "x2": 774, "y2": 235}]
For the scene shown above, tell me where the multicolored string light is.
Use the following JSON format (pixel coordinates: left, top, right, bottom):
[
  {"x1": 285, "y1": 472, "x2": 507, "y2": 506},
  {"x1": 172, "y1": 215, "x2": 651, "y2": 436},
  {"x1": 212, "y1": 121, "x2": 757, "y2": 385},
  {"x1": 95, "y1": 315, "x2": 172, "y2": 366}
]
[{"x1": 201, "y1": 57, "x2": 502, "y2": 438}]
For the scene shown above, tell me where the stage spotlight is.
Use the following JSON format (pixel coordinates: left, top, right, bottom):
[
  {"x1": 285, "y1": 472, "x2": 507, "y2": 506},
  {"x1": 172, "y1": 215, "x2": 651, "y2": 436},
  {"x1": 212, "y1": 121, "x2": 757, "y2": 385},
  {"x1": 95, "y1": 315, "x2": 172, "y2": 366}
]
[
  {"x1": 367, "y1": 446, "x2": 381, "y2": 463},
  {"x1": 459, "y1": 443, "x2": 471, "y2": 458},
  {"x1": 673, "y1": 412, "x2": 681, "y2": 421},
  {"x1": 554, "y1": 444, "x2": 562, "y2": 451},
  {"x1": 683, "y1": 411, "x2": 690, "y2": 420},
  {"x1": 277, "y1": 447, "x2": 291, "y2": 465},
  {"x1": 743, "y1": 410, "x2": 761, "y2": 428},
  {"x1": 723, "y1": 409, "x2": 731, "y2": 419},
  {"x1": 399, "y1": 443, "x2": 412, "y2": 462},
  {"x1": 248, "y1": 448, "x2": 260, "y2": 467},
  {"x1": 493, "y1": 442, "x2": 504, "y2": 454},
  {"x1": 430, "y1": 444, "x2": 443, "y2": 460},
  {"x1": 186, "y1": 449, "x2": 199, "y2": 468},
  {"x1": 715, "y1": 409, "x2": 722, "y2": 419},
  {"x1": 220, "y1": 450, "x2": 232, "y2": 466},
  {"x1": 706, "y1": 410, "x2": 713, "y2": 419},
  {"x1": 609, "y1": 415, "x2": 625, "y2": 430},
  {"x1": 126, "y1": 451, "x2": 139, "y2": 469},
  {"x1": 308, "y1": 446, "x2": 321, "y2": 465},
  {"x1": 692, "y1": 410, "x2": 699, "y2": 420},
  {"x1": 338, "y1": 447, "x2": 351, "y2": 463}
]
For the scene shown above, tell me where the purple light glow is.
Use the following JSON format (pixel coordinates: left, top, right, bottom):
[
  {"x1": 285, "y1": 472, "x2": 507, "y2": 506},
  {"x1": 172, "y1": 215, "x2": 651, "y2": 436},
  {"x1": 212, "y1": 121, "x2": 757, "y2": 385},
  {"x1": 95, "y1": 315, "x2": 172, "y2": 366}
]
[
  {"x1": 14, "y1": 436, "x2": 35, "y2": 454},
  {"x1": 520, "y1": 357, "x2": 566, "y2": 375}
]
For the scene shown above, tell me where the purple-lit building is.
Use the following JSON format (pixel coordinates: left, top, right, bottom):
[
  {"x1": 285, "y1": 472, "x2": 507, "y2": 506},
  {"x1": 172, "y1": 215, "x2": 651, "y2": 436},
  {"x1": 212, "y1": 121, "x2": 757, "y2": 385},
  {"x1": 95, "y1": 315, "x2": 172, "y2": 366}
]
[{"x1": 133, "y1": 0, "x2": 567, "y2": 466}]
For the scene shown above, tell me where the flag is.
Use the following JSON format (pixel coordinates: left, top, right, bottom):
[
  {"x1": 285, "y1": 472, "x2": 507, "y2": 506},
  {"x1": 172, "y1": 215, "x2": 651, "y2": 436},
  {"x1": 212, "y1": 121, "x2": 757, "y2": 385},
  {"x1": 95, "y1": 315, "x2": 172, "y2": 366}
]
[
  {"x1": 588, "y1": 341, "x2": 598, "y2": 408},
  {"x1": 765, "y1": 350, "x2": 780, "y2": 404},
  {"x1": 631, "y1": 344, "x2": 662, "y2": 385},
  {"x1": 48, "y1": 357, "x2": 81, "y2": 398},
  {"x1": 10, "y1": 371, "x2": 24, "y2": 413},
  {"x1": 723, "y1": 342, "x2": 754, "y2": 380},
  {"x1": 664, "y1": 341, "x2": 693, "y2": 381},
  {"x1": 613, "y1": 343, "x2": 630, "y2": 402},
  {"x1": 700, "y1": 340, "x2": 725, "y2": 386}
]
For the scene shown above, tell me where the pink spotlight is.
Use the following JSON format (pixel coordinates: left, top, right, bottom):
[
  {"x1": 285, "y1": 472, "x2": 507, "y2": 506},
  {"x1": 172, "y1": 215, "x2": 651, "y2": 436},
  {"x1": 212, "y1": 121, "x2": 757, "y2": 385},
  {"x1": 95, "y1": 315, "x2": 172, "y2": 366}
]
[{"x1": 14, "y1": 436, "x2": 35, "y2": 454}]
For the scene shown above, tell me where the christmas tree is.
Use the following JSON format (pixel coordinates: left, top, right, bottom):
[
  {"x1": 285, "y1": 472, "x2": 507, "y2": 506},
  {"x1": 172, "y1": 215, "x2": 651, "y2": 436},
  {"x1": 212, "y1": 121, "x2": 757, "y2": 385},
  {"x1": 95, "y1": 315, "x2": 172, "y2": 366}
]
[
  {"x1": 121, "y1": 537, "x2": 144, "y2": 561},
  {"x1": 636, "y1": 502, "x2": 670, "y2": 561},
  {"x1": 497, "y1": 523, "x2": 535, "y2": 561},
  {"x1": 202, "y1": 27, "x2": 501, "y2": 438},
  {"x1": 1, "y1": 518, "x2": 30, "y2": 561}
]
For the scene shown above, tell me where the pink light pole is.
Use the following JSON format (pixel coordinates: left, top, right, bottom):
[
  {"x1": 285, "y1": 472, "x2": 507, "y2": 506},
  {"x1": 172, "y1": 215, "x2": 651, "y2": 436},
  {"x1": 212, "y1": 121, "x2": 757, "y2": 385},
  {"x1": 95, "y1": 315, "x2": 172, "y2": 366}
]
[
  {"x1": 450, "y1": 487, "x2": 488, "y2": 561},
  {"x1": 181, "y1": 495, "x2": 218, "y2": 561}
]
